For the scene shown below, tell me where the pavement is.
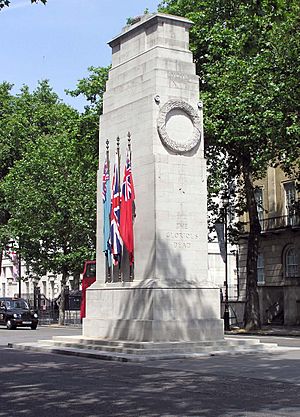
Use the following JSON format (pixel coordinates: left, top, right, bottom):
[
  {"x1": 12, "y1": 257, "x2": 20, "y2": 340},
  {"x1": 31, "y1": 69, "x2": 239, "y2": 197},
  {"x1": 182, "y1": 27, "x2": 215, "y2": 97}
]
[
  {"x1": 226, "y1": 324, "x2": 300, "y2": 337},
  {"x1": 1, "y1": 342, "x2": 300, "y2": 417},
  {"x1": 1, "y1": 324, "x2": 300, "y2": 416}
]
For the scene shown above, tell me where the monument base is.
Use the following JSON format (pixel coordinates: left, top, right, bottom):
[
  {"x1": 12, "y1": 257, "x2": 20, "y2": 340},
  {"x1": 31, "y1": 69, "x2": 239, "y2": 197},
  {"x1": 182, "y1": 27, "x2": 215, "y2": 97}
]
[{"x1": 83, "y1": 285, "x2": 224, "y2": 342}]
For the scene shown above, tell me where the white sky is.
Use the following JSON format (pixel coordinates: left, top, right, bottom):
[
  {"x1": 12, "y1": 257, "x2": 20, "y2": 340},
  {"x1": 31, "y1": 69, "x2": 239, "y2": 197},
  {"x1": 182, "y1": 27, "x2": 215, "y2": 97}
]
[{"x1": 0, "y1": 0, "x2": 160, "y2": 111}]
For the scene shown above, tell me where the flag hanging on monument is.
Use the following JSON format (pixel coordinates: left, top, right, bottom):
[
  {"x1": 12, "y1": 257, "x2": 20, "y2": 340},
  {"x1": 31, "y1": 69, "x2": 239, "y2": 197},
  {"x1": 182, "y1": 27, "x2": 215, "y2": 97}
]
[
  {"x1": 120, "y1": 153, "x2": 135, "y2": 265},
  {"x1": 110, "y1": 152, "x2": 122, "y2": 265},
  {"x1": 102, "y1": 157, "x2": 112, "y2": 267}
]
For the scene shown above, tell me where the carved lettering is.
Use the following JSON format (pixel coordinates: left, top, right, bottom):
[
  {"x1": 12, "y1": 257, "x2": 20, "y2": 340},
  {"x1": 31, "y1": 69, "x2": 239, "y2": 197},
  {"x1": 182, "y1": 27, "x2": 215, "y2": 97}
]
[
  {"x1": 173, "y1": 242, "x2": 191, "y2": 249},
  {"x1": 165, "y1": 232, "x2": 201, "y2": 241},
  {"x1": 176, "y1": 222, "x2": 187, "y2": 229},
  {"x1": 168, "y1": 72, "x2": 194, "y2": 83}
]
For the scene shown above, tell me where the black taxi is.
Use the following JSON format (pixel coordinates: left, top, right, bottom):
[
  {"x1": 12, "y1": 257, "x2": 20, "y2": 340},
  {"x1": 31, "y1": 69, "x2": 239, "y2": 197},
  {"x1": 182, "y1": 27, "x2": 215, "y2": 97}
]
[{"x1": 0, "y1": 297, "x2": 38, "y2": 330}]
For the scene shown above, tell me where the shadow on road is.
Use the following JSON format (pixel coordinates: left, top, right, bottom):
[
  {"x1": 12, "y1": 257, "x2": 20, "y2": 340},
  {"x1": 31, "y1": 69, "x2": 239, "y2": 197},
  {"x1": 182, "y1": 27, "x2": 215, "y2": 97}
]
[{"x1": 0, "y1": 349, "x2": 300, "y2": 417}]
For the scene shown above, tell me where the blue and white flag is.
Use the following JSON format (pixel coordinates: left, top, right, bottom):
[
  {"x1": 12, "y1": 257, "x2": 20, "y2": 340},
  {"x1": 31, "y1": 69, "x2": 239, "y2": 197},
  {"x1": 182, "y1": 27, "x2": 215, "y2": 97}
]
[{"x1": 102, "y1": 158, "x2": 112, "y2": 267}]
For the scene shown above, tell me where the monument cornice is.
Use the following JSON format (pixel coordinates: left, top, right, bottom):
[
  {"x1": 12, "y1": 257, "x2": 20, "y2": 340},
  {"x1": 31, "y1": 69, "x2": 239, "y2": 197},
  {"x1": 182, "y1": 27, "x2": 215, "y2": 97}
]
[{"x1": 108, "y1": 12, "x2": 193, "y2": 48}]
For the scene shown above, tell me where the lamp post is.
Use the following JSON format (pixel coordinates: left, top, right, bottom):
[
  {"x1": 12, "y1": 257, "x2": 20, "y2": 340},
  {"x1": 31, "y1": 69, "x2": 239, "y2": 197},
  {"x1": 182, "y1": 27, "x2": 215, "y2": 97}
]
[
  {"x1": 18, "y1": 249, "x2": 22, "y2": 298},
  {"x1": 31, "y1": 276, "x2": 39, "y2": 311},
  {"x1": 223, "y1": 195, "x2": 230, "y2": 331}
]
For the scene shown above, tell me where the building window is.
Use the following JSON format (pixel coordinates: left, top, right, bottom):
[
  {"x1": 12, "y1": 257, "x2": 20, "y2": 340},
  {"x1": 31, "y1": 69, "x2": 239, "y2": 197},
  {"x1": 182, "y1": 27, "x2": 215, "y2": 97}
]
[
  {"x1": 255, "y1": 187, "x2": 264, "y2": 229},
  {"x1": 283, "y1": 182, "x2": 296, "y2": 226},
  {"x1": 42, "y1": 281, "x2": 47, "y2": 296},
  {"x1": 257, "y1": 253, "x2": 265, "y2": 284},
  {"x1": 284, "y1": 245, "x2": 299, "y2": 278}
]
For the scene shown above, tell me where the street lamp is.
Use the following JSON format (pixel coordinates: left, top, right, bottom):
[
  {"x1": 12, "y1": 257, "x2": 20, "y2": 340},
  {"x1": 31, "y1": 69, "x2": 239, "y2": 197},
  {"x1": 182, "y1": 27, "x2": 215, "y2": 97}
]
[
  {"x1": 31, "y1": 276, "x2": 40, "y2": 310},
  {"x1": 222, "y1": 195, "x2": 230, "y2": 331}
]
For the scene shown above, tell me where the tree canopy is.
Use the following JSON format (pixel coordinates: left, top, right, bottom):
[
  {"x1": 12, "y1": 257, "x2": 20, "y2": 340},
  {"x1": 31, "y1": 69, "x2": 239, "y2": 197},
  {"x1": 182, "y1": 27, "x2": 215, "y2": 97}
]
[
  {"x1": 159, "y1": 0, "x2": 300, "y2": 329},
  {"x1": 0, "y1": 68, "x2": 108, "y2": 323}
]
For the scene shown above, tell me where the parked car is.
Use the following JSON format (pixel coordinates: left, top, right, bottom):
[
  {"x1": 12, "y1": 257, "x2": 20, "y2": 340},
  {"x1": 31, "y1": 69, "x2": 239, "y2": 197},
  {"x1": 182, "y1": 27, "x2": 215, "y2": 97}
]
[{"x1": 0, "y1": 297, "x2": 38, "y2": 330}]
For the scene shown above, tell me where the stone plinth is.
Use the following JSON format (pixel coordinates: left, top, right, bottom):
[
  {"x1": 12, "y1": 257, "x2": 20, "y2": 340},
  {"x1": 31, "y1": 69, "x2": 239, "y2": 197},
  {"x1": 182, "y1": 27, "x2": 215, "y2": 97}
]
[{"x1": 83, "y1": 13, "x2": 224, "y2": 342}]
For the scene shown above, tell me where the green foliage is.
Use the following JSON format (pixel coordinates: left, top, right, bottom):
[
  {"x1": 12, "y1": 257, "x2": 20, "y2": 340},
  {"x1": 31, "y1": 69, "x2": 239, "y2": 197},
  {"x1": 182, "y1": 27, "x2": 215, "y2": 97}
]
[
  {"x1": 160, "y1": 0, "x2": 300, "y2": 224},
  {"x1": 66, "y1": 65, "x2": 110, "y2": 163},
  {"x1": 0, "y1": 81, "x2": 97, "y2": 278},
  {"x1": 160, "y1": 0, "x2": 300, "y2": 329},
  {"x1": 66, "y1": 66, "x2": 109, "y2": 114},
  {"x1": 0, "y1": 65, "x2": 109, "y2": 276},
  {"x1": 3, "y1": 133, "x2": 96, "y2": 276}
]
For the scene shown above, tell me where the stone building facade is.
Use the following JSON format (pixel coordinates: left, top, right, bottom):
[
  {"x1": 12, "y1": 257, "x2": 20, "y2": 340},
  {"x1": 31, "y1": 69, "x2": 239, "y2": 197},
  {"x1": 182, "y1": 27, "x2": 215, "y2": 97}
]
[{"x1": 239, "y1": 166, "x2": 300, "y2": 325}]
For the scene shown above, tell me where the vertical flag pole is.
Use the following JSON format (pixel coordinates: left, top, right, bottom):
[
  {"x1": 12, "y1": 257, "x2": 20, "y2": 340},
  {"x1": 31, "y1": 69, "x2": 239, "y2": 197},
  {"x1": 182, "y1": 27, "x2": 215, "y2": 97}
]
[
  {"x1": 127, "y1": 132, "x2": 134, "y2": 281},
  {"x1": 105, "y1": 139, "x2": 112, "y2": 283},
  {"x1": 127, "y1": 131, "x2": 132, "y2": 162},
  {"x1": 116, "y1": 136, "x2": 122, "y2": 282}
]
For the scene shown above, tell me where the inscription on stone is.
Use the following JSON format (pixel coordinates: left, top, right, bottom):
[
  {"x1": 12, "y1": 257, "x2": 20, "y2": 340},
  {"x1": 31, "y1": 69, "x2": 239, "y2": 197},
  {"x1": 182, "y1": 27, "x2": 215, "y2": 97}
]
[
  {"x1": 165, "y1": 230, "x2": 201, "y2": 250},
  {"x1": 168, "y1": 72, "x2": 195, "y2": 83}
]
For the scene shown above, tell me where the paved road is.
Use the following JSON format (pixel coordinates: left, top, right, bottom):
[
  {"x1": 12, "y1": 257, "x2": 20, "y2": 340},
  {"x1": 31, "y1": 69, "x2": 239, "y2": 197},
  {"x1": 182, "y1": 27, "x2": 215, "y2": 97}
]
[
  {"x1": 0, "y1": 327, "x2": 300, "y2": 417},
  {"x1": 0, "y1": 325, "x2": 81, "y2": 346}
]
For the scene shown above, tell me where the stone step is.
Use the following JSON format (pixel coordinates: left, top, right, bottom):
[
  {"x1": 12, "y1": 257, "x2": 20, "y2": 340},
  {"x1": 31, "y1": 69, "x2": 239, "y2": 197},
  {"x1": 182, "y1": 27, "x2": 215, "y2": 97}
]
[
  {"x1": 10, "y1": 340, "x2": 280, "y2": 363},
  {"x1": 36, "y1": 337, "x2": 278, "y2": 357},
  {"x1": 47, "y1": 335, "x2": 264, "y2": 350}
]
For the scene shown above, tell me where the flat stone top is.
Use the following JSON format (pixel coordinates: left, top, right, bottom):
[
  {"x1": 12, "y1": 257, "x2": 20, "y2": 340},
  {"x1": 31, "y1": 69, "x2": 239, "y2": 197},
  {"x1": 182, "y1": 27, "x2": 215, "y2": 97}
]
[{"x1": 108, "y1": 12, "x2": 194, "y2": 47}]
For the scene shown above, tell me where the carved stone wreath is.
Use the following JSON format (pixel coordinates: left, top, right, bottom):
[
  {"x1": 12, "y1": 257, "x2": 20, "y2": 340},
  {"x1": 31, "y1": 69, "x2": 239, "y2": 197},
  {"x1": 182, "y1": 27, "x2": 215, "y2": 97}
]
[{"x1": 157, "y1": 99, "x2": 201, "y2": 153}]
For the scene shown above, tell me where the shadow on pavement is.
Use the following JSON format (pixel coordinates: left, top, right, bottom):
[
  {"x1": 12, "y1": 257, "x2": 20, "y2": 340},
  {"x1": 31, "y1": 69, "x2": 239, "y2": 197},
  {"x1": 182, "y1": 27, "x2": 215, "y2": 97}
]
[{"x1": 0, "y1": 348, "x2": 300, "y2": 417}]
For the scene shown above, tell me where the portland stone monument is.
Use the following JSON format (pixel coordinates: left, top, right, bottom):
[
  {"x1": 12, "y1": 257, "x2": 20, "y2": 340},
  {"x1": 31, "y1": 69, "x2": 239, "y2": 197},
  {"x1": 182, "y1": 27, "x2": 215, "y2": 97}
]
[{"x1": 83, "y1": 13, "x2": 224, "y2": 345}]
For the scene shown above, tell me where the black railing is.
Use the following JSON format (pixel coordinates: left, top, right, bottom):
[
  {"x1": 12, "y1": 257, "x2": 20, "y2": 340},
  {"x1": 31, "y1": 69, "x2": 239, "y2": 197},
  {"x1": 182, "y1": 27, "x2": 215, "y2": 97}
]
[{"x1": 242, "y1": 214, "x2": 300, "y2": 233}]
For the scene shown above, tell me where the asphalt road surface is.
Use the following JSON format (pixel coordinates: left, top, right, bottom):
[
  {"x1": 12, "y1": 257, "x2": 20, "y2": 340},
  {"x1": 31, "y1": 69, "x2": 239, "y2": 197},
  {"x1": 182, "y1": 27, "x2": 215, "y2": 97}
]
[
  {"x1": 0, "y1": 324, "x2": 81, "y2": 346},
  {"x1": 0, "y1": 327, "x2": 300, "y2": 417}
]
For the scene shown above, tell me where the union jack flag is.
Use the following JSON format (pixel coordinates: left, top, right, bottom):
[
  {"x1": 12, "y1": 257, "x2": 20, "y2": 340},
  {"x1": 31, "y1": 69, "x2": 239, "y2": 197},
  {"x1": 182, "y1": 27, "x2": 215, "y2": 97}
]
[
  {"x1": 121, "y1": 156, "x2": 135, "y2": 202},
  {"x1": 110, "y1": 153, "x2": 122, "y2": 265},
  {"x1": 120, "y1": 154, "x2": 135, "y2": 265}
]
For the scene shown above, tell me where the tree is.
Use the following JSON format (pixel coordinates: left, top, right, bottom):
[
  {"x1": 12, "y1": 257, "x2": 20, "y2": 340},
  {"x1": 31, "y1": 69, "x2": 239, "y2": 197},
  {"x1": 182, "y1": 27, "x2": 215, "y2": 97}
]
[
  {"x1": 159, "y1": 0, "x2": 300, "y2": 329},
  {"x1": 2, "y1": 132, "x2": 97, "y2": 324},
  {"x1": 0, "y1": 80, "x2": 78, "y2": 248},
  {"x1": 0, "y1": 66, "x2": 110, "y2": 322},
  {"x1": 0, "y1": 81, "x2": 99, "y2": 324},
  {"x1": 0, "y1": 0, "x2": 46, "y2": 11}
]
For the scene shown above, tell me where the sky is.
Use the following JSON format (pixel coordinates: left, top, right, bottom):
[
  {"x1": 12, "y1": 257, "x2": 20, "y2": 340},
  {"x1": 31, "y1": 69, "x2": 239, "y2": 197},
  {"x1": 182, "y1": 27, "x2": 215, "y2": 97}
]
[{"x1": 0, "y1": 0, "x2": 161, "y2": 111}]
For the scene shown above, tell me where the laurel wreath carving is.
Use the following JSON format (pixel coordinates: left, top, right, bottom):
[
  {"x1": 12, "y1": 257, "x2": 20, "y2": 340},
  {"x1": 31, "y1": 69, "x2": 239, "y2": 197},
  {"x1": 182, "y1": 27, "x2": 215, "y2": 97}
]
[{"x1": 157, "y1": 99, "x2": 201, "y2": 153}]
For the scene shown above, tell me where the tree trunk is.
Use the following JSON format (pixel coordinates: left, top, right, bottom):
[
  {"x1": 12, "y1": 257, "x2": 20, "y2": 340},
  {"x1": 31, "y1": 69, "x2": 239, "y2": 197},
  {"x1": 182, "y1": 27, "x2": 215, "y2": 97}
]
[
  {"x1": 72, "y1": 271, "x2": 80, "y2": 290},
  {"x1": 58, "y1": 268, "x2": 67, "y2": 326},
  {"x1": 242, "y1": 160, "x2": 261, "y2": 330}
]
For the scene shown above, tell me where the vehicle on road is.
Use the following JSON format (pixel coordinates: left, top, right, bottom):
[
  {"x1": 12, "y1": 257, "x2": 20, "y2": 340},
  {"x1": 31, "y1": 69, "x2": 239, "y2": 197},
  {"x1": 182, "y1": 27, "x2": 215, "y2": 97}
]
[
  {"x1": 80, "y1": 260, "x2": 96, "y2": 320},
  {"x1": 0, "y1": 297, "x2": 38, "y2": 330}
]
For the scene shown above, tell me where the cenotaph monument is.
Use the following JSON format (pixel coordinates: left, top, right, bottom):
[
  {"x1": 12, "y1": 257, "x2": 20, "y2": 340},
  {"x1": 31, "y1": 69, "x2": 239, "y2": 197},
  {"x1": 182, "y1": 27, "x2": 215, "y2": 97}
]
[{"x1": 83, "y1": 12, "x2": 224, "y2": 344}]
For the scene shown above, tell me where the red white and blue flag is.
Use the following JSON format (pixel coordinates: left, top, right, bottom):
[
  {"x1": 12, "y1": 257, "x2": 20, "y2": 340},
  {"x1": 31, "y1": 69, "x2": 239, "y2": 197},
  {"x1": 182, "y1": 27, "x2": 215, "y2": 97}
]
[
  {"x1": 110, "y1": 152, "x2": 122, "y2": 265},
  {"x1": 120, "y1": 153, "x2": 135, "y2": 265}
]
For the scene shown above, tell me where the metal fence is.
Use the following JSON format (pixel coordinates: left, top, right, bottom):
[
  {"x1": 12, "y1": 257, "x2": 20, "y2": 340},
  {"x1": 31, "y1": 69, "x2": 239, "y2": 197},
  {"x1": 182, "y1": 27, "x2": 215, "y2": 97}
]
[
  {"x1": 242, "y1": 214, "x2": 300, "y2": 233},
  {"x1": 24, "y1": 290, "x2": 81, "y2": 326}
]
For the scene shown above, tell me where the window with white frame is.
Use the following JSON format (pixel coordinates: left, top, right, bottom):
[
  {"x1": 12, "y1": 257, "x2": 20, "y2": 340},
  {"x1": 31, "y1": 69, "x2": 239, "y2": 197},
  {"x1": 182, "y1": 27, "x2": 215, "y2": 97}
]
[
  {"x1": 257, "y1": 253, "x2": 265, "y2": 284},
  {"x1": 284, "y1": 245, "x2": 299, "y2": 278},
  {"x1": 255, "y1": 187, "x2": 264, "y2": 228},
  {"x1": 283, "y1": 182, "x2": 296, "y2": 226}
]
